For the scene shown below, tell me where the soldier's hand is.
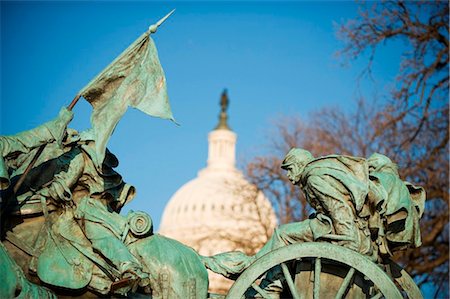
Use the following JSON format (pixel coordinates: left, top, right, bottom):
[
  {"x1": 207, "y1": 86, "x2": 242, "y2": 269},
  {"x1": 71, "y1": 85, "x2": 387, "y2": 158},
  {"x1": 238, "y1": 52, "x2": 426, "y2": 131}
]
[
  {"x1": 35, "y1": 182, "x2": 72, "y2": 206},
  {"x1": 58, "y1": 107, "x2": 74, "y2": 127},
  {"x1": 46, "y1": 107, "x2": 74, "y2": 145},
  {"x1": 46, "y1": 181, "x2": 72, "y2": 203}
]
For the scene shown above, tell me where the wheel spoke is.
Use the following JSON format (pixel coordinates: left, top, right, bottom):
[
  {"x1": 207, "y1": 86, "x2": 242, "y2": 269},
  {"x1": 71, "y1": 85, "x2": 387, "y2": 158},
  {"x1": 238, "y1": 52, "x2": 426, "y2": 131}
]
[
  {"x1": 334, "y1": 267, "x2": 355, "y2": 299},
  {"x1": 281, "y1": 262, "x2": 302, "y2": 299},
  {"x1": 226, "y1": 243, "x2": 403, "y2": 299},
  {"x1": 251, "y1": 282, "x2": 271, "y2": 299},
  {"x1": 313, "y1": 258, "x2": 321, "y2": 299}
]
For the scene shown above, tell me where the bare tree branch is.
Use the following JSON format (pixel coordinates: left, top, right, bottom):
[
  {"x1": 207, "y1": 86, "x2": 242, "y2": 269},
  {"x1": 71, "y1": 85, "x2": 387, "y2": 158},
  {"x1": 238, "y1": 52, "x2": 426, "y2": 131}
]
[{"x1": 245, "y1": 1, "x2": 448, "y2": 295}]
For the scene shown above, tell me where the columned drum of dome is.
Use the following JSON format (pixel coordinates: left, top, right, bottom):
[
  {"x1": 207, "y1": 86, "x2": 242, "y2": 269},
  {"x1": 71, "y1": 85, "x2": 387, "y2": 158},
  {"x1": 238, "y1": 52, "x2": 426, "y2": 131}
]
[{"x1": 159, "y1": 90, "x2": 277, "y2": 294}]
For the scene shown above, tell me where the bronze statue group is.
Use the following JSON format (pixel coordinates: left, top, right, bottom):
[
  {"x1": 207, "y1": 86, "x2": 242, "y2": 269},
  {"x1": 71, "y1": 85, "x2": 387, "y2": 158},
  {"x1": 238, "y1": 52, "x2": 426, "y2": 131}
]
[{"x1": 0, "y1": 108, "x2": 425, "y2": 298}]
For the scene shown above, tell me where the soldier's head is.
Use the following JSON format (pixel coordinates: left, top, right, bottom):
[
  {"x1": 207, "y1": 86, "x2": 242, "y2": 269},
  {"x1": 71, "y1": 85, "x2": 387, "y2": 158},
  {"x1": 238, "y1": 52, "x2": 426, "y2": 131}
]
[
  {"x1": 281, "y1": 148, "x2": 314, "y2": 185},
  {"x1": 368, "y1": 153, "x2": 398, "y2": 175}
]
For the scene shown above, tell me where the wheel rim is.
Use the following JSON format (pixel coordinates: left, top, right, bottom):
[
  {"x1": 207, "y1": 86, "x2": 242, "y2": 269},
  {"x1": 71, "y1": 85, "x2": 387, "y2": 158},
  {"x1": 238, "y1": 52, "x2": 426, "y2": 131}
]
[
  {"x1": 387, "y1": 259, "x2": 423, "y2": 299},
  {"x1": 226, "y1": 243, "x2": 403, "y2": 299}
]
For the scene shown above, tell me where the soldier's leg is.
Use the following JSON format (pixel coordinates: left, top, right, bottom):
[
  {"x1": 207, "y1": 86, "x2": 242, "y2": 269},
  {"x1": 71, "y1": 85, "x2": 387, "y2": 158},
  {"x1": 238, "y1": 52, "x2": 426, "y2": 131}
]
[
  {"x1": 319, "y1": 196, "x2": 361, "y2": 251},
  {"x1": 203, "y1": 220, "x2": 316, "y2": 277},
  {"x1": 255, "y1": 220, "x2": 315, "y2": 259},
  {"x1": 246, "y1": 221, "x2": 320, "y2": 299}
]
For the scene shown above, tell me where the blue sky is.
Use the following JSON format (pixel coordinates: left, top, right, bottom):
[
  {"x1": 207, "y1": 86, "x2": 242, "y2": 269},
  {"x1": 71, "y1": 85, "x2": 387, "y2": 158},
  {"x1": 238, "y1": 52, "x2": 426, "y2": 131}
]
[{"x1": 1, "y1": 1, "x2": 404, "y2": 230}]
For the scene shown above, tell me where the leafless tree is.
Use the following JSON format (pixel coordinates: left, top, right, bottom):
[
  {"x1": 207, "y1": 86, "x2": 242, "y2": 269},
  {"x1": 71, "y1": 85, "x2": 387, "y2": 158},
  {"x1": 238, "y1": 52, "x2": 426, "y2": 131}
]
[
  {"x1": 338, "y1": 1, "x2": 449, "y2": 295},
  {"x1": 187, "y1": 177, "x2": 276, "y2": 256},
  {"x1": 338, "y1": 1, "x2": 449, "y2": 149},
  {"x1": 245, "y1": 1, "x2": 448, "y2": 296},
  {"x1": 246, "y1": 117, "x2": 310, "y2": 224}
]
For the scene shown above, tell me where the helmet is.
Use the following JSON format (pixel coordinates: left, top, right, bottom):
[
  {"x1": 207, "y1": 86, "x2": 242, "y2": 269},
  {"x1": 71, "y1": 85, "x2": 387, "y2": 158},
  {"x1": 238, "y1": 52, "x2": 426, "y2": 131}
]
[{"x1": 281, "y1": 148, "x2": 314, "y2": 169}]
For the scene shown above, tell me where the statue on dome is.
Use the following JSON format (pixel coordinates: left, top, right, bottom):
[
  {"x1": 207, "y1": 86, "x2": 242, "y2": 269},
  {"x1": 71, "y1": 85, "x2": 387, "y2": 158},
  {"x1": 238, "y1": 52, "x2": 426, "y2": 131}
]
[
  {"x1": 215, "y1": 89, "x2": 231, "y2": 130},
  {"x1": 220, "y1": 89, "x2": 229, "y2": 113},
  {"x1": 202, "y1": 148, "x2": 425, "y2": 295}
]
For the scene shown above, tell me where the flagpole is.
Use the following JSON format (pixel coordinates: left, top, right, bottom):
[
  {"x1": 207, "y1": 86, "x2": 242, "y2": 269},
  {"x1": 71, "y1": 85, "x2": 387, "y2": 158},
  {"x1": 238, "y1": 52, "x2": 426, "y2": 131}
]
[{"x1": 67, "y1": 94, "x2": 82, "y2": 111}]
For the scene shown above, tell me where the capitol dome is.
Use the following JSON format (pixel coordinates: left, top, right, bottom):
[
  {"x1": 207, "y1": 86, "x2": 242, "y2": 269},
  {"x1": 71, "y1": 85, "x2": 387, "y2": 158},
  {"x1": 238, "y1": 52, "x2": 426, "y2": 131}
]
[{"x1": 159, "y1": 90, "x2": 277, "y2": 294}]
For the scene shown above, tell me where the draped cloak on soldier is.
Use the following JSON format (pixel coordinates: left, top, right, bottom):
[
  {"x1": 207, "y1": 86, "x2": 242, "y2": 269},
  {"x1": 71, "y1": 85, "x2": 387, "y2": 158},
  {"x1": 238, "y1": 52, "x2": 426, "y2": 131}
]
[
  {"x1": 202, "y1": 149, "x2": 425, "y2": 279},
  {"x1": 298, "y1": 153, "x2": 425, "y2": 255},
  {"x1": 2, "y1": 123, "x2": 208, "y2": 297},
  {"x1": 1, "y1": 127, "x2": 141, "y2": 291},
  {"x1": 366, "y1": 153, "x2": 425, "y2": 253}
]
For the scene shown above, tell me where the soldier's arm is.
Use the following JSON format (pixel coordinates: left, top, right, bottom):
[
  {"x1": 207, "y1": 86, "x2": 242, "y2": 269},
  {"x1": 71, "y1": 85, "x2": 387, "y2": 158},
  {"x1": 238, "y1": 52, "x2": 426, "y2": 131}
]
[
  {"x1": 37, "y1": 148, "x2": 85, "y2": 204},
  {"x1": 0, "y1": 107, "x2": 73, "y2": 158}
]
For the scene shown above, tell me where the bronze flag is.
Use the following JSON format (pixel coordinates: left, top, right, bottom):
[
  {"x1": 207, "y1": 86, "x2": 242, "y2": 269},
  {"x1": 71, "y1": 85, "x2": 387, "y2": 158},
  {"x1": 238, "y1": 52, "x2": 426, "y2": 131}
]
[{"x1": 79, "y1": 14, "x2": 175, "y2": 166}]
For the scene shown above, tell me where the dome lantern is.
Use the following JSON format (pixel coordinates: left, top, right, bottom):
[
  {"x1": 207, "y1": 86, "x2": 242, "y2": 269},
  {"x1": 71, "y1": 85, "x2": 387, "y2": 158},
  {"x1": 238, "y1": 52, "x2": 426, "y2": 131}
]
[
  {"x1": 159, "y1": 90, "x2": 277, "y2": 294},
  {"x1": 214, "y1": 89, "x2": 231, "y2": 131},
  {"x1": 206, "y1": 90, "x2": 237, "y2": 173}
]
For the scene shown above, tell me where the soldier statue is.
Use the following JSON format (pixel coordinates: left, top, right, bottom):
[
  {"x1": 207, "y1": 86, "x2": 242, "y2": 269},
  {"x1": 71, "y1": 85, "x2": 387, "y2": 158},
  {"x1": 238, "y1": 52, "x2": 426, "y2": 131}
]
[{"x1": 203, "y1": 148, "x2": 425, "y2": 296}]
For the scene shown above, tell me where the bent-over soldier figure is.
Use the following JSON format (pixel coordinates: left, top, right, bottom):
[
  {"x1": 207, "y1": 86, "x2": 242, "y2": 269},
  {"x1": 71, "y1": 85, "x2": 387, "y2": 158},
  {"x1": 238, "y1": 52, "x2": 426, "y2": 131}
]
[{"x1": 202, "y1": 148, "x2": 425, "y2": 286}]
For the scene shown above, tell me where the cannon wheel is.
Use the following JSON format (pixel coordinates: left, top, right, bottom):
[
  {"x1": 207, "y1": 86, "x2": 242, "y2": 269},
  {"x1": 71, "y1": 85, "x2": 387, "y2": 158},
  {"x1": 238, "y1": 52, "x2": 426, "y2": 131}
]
[
  {"x1": 226, "y1": 243, "x2": 407, "y2": 299},
  {"x1": 387, "y1": 258, "x2": 423, "y2": 299}
]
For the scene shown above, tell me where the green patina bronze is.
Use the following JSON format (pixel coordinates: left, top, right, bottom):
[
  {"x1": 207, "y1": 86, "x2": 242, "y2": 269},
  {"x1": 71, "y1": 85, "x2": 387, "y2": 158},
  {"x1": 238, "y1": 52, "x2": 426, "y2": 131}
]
[
  {"x1": 0, "y1": 11, "x2": 425, "y2": 299},
  {"x1": 1, "y1": 120, "x2": 209, "y2": 298},
  {"x1": 0, "y1": 123, "x2": 426, "y2": 299},
  {"x1": 79, "y1": 9, "x2": 176, "y2": 167},
  {"x1": 1, "y1": 11, "x2": 208, "y2": 299},
  {"x1": 203, "y1": 148, "x2": 425, "y2": 298}
]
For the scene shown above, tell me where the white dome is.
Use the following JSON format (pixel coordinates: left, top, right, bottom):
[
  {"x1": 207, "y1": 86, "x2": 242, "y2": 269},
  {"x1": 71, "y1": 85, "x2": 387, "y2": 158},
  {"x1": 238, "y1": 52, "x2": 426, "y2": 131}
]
[
  {"x1": 159, "y1": 124, "x2": 277, "y2": 294},
  {"x1": 160, "y1": 167, "x2": 275, "y2": 251}
]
